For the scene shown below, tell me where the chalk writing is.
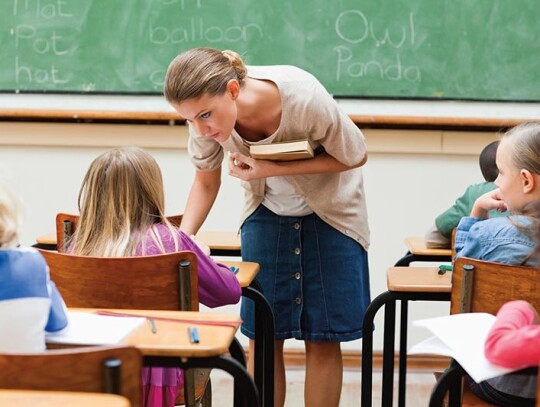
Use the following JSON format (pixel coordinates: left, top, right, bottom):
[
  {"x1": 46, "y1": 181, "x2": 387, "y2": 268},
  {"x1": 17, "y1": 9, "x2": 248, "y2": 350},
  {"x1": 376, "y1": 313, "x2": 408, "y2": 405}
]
[
  {"x1": 11, "y1": 0, "x2": 73, "y2": 86},
  {"x1": 149, "y1": 18, "x2": 263, "y2": 44},
  {"x1": 13, "y1": 0, "x2": 73, "y2": 18},
  {"x1": 334, "y1": 10, "x2": 421, "y2": 84},
  {"x1": 335, "y1": 10, "x2": 416, "y2": 48}
]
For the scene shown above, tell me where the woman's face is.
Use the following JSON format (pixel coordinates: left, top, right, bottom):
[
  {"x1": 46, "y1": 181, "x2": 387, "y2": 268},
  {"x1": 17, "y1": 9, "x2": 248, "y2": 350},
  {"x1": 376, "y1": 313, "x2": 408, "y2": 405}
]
[
  {"x1": 495, "y1": 139, "x2": 524, "y2": 212},
  {"x1": 172, "y1": 90, "x2": 237, "y2": 144}
]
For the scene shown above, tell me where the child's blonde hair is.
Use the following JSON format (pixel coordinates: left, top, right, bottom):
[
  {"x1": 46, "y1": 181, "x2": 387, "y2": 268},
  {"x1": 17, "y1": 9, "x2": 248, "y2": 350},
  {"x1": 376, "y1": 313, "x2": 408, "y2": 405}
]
[
  {"x1": 71, "y1": 147, "x2": 178, "y2": 257},
  {"x1": 502, "y1": 122, "x2": 540, "y2": 175},
  {"x1": 0, "y1": 181, "x2": 22, "y2": 248},
  {"x1": 164, "y1": 47, "x2": 247, "y2": 103}
]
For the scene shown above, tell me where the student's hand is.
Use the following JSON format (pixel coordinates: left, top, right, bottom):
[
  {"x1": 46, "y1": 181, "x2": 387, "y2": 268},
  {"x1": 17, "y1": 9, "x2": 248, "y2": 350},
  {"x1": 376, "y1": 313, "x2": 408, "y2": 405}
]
[
  {"x1": 470, "y1": 188, "x2": 507, "y2": 218},
  {"x1": 190, "y1": 234, "x2": 211, "y2": 256},
  {"x1": 227, "y1": 151, "x2": 274, "y2": 181}
]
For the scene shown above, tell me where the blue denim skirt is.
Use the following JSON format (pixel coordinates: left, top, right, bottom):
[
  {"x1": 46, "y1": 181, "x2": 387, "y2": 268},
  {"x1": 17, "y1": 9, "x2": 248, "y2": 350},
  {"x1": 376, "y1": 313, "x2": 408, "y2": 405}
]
[{"x1": 240, "y1": 205, "x2": 371, "y2": 342}]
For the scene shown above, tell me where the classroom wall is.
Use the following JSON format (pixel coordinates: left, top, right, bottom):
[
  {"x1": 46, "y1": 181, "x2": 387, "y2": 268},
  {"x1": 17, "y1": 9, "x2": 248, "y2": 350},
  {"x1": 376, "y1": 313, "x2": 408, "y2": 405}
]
[{"x1": 0, "y1": 121, "x2": 495, "y2": 353}]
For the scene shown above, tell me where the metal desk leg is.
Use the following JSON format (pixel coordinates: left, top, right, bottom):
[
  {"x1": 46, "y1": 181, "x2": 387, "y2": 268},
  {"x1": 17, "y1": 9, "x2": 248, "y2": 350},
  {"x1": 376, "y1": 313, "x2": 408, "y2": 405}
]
[
  {"x1": 381, "y1": 299, "x2": 397, "y2": 407},
  {"x1": 394, "y1": 251, "x2": 415, "y2": 267},
  {"x1": 242, "y1": 282, "x2": 275, "y2": 407},
  {"x1": 361, "y1": 291, "x2": 397, "y2": 407},
  {"x1": 229, "y1": 337, "x2": 248, "y2": 404},
  {"x1": 228, "y1": 337, "x2": 247, "y2": 367},
  {"x1": 398, "y1": 300, "x2": 408, "y2": 407},
  {"x1": 428, "y1": 360, "x2": 464, "y2": 407},
  {"x1": 394, "y1": 252, "x2": 452, "y2": 267},
  {"x1": 362, "y1": 291, "x2": 451, "y2": 407}
]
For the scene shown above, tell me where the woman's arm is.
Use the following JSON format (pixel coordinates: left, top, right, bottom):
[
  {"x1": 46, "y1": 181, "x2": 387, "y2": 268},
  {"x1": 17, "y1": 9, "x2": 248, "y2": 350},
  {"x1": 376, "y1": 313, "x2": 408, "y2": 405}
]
[
  {"x1": 227, "y1": 151, "x2": 367, "y2": 181},
  {"x1": 180, "y1": 167, "x2": 221, "y2": 236},
  {"x1": 485, "y1": 300, "x2": 540, "y2": 368}
]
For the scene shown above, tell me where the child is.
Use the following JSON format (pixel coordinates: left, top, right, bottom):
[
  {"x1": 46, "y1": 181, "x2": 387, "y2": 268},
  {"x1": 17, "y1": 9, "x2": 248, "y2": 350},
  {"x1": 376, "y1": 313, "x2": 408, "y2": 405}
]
[
  {"x1": 0, "y1": 180, "x2": 68, "y2": 353},
  {"x1": 479, "y1": 201, "x2": 540, "y2": 407},
  {"x1": 164, "y1": 47, "x2": 370, "y2": 407},
  {"x1": 425, "y1": 140, "x2": 506, "y2": 249},
  {"x1": 454, "y1": 122, "x2": 540, "y2": 405},
  {"x1": 69, "y1": 146, "x2": 242, "y2": 407},
  {"x1": 454, "y1": 122, "x2": 540, "y2": 265}
]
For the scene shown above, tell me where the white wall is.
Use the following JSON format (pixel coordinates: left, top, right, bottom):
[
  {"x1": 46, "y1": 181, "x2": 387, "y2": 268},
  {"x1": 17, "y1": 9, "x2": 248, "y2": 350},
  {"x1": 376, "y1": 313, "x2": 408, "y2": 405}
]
[{"x1": 0, "y1": 122, "x2": 487, "y2": 353}]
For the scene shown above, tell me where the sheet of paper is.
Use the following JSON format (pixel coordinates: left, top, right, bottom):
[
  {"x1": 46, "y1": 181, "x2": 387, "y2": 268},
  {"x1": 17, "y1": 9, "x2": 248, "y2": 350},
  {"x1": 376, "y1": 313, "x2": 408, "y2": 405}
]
[
  {"x1": 408, "y1": 335, "x2": 454, "y2": 358},
  {"x1": 46, "y1": 311, "x2": 145, "y2": 345},
  {"x1": 410, "y1": 313, "x2": 518, "y2": 382}
]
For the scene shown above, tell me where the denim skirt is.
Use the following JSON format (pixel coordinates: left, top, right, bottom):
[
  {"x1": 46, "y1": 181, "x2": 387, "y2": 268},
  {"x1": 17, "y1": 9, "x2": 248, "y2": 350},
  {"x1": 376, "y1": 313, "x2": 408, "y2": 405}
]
[{"x1": 240, "y1": 205, "x2": 371, "y2": 342}]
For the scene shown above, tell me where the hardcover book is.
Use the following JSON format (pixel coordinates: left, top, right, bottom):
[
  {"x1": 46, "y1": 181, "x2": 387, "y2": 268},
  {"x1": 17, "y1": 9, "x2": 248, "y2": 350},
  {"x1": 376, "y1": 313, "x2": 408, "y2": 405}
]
[{"x1": 249, "y1": 139, "x2": 314, "y2": 161}]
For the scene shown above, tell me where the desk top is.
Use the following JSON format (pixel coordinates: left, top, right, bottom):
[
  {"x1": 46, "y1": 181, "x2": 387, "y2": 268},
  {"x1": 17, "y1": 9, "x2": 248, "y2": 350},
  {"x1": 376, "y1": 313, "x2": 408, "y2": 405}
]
[
  {"x1": 404, "y1": 237, "x2": 452, "y2": 257},
  {"x1": 35, "y1": 230, "x2": 241, "y2": 251},
  {"x1": 0, "y1": 390, "x2": 130, "y2": 407},
  {"x1": 223, "y1": 260, "x2": 259, "y2": 288},
  {"x1": 54, "y1": 309, "x2": 241, "y2": 358},
  {"x1": 35, "y1": 231, "x2": 56, "y2": 245},
  {"x1": 197, "y1": 231, "x2": 240, "y2": 251},
  {"x1": 387, "y1": 267, "x2": 452, "y2": 293}
]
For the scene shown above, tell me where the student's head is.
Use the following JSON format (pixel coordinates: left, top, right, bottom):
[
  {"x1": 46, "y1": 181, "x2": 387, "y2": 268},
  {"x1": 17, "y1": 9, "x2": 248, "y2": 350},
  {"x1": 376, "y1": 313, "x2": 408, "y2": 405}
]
[
  {"x1": 73, "y1": 147, "x2": 168, "y2": 256},
  {"x1": 0, "y1": 181, "x2": 22, "y2": 249},
  {"x1": 479, "y1": 140, "x2": 499, "y2": 182},
  {"x1": 495, "y1": 122, "x2": 540, "y2": 213},
  {"x1": 164, "y1": 47, "x2": 247, "y2": 143}
]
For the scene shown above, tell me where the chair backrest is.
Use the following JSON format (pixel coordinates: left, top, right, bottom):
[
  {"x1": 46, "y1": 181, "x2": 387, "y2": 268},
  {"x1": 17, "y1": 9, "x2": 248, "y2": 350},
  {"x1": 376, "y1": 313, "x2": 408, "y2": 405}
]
[
  {"x1": 0, "y1": 345, "x2": 142, "y2": 407},
  {"x1": 39, "y1": 250, "x2": 199, "y2": 311},
  {"x1": 56, "y1": 213, "x2": 183, "y2": 253},
  {"x1": 450, "y1": 257, "x2": 539, "y2": 315}
]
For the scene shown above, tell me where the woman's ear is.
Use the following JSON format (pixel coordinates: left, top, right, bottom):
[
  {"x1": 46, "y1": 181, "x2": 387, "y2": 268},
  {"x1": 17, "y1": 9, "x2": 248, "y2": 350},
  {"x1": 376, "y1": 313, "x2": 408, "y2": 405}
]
[
  {"x1": 520, "y1": 169, "x2": 536, "y2": 194},
  {"x1": 226, "y1": 79, "x2": 240, "y2": 100}
]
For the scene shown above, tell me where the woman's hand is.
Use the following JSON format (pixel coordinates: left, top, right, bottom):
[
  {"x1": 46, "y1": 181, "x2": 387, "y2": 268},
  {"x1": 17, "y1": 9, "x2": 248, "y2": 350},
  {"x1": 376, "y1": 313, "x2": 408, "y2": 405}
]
[
  {"x1": 470, "y1": 188, "x2": 507, "y2": 218},
  {"x1": 227, "y1": 151, "x2": 274, "y2": 181}
]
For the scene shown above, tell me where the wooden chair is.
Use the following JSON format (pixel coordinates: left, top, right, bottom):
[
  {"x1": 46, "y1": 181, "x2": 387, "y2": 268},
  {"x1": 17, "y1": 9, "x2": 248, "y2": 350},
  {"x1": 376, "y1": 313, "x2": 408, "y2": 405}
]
[
  {"x1": 0, "y1": 345, "x2": 141, "y2": 407},
  {"x1": 56, "y1": 212, "x2": 183, "y2": 253},
  {"x1": 430, "y1": 257, "x2": 540, "y2": 407},
  {"x1": 537, "y1": 368, "x2": 540, "y2": 407},
  {"x1": 39, "y1": 249, "x2": 210, "y2": 406}
]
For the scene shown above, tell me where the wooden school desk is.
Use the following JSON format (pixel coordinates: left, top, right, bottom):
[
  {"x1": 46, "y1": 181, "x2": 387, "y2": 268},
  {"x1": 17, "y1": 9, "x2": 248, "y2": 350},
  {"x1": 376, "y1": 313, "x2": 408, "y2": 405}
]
[
  {"x1": 197, "y1": 231, "x2": 241, "y2": 257},
  {"x1": 35, "y1": 230, "x2": 242, "y2": 257},
  {"x1": 223, "y1": 261, "x2": 275, "y2": 407},
  {"x1": 362, "y1": 236, "x2": 451, "y2": 407},
  {"x1": 35, "y1": 233, "x2": 273, "y2": 407},
  {"x1": 394, "y1": 237, "x2": 452, "y2": 266},
  {"x1": 0, "y1": 390, "x2": 131, "y2": 407},
  {"x1": 361, "y1": 267, "x2": 452, "y2": 407},
  {"x1": 49, "y1": 308, "x2": 259, "y2": 407}
]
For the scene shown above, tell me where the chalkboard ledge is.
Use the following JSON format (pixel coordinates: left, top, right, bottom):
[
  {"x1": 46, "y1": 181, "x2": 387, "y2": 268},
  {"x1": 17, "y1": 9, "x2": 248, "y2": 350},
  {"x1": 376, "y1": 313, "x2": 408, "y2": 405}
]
[{"x1": 0, "y1": 94, "x2": 538, "y2": 130}]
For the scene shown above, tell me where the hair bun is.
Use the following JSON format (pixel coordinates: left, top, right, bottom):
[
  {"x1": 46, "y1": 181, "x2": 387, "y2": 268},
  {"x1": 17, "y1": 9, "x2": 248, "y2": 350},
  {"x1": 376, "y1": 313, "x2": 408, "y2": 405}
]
[{"x1": 222, "y1": 50, "x2": 247, "y2": 80}]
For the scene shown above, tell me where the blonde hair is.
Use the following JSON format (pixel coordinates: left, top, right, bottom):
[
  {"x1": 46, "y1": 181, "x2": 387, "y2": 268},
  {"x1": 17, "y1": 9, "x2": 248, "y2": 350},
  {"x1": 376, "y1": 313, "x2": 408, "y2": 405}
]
[
  {"x1": 502, "y1": 122, "x2": 540, "y2": 175},
  {"x1": 71, "y1": 147, "x2": 178, "y2": 257},
  {"x1": 164, "y1": 47, "x2": 247, "y2": 103},
  {"x1": 0, "y1": 181, "x2": 22, "y2": 248}
]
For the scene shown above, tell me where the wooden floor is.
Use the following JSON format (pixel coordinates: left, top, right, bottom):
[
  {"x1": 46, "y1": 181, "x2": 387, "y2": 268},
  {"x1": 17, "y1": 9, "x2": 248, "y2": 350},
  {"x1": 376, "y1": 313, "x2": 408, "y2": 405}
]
[{"x1": 209, "y1": 367, "x2": 437, "y2": 406}]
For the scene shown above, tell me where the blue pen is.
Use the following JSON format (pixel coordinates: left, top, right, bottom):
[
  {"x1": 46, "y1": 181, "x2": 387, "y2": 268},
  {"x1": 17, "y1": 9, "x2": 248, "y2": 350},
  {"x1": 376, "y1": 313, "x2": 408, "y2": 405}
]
[{"x1": 188, "y1": 326, "x2": 199, "y2": 344}]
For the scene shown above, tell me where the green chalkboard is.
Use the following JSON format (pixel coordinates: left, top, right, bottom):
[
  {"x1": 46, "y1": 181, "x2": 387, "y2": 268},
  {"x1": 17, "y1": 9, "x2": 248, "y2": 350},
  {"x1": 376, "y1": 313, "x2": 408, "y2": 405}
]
[{"x1": 1, "y1": 0, "x2": 539, "y2": 101}]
